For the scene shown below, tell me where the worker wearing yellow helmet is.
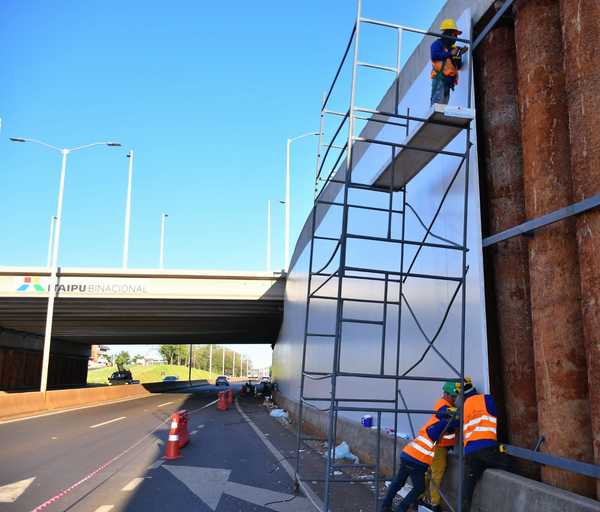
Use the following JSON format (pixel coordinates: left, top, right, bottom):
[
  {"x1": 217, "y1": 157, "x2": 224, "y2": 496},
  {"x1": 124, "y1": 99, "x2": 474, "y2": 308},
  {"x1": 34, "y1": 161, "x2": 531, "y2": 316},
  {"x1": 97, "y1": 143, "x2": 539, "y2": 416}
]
[
  {"x1": 420, "y1": 381, "x2": 459, "y2": 512},
  {"x1": 430, "y1": 18, "x2": 468, "y2": 105}
]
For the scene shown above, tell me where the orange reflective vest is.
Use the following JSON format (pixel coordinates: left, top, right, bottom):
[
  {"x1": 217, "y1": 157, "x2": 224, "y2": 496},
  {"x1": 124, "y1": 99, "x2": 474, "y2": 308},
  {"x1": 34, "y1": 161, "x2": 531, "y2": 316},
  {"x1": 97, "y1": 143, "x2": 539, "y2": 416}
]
[
  {"x1": 463, "y1": 394, "x2": 497, "y2": 447},
  {"x1": 403, "y1": 416, "x2": 437, "y2": 466},
  {"x1": 434, "y1": 398, "x2": 456, "y2": 448},
  {"x1": 431, "y1": 53, "x2": 459, "y2": 84}
]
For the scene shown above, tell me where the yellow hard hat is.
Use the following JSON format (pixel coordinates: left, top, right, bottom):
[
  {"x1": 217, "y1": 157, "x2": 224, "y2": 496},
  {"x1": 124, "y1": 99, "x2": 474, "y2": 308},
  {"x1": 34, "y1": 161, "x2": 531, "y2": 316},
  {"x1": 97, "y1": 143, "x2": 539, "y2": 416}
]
[
  {"x1": 440, "y1": 18, "x2": 462, "y2": 34},
  {"x1": 454, "y1": 376, "x2": 472, "y2": 393}
]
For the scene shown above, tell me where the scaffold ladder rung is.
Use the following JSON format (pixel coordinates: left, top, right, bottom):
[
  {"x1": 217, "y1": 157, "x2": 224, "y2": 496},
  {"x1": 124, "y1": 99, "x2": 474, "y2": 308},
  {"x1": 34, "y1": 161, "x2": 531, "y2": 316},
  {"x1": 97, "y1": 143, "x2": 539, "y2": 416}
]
[
  {"x1": 341, "y1": 317, "x2": 384, "y2": 325},
  {"x1": 316, "y1": 199, "x2": 404, "y2": 215},
  {"x1": 314, "y1": 235, "x2": 340, "y2": 242}
]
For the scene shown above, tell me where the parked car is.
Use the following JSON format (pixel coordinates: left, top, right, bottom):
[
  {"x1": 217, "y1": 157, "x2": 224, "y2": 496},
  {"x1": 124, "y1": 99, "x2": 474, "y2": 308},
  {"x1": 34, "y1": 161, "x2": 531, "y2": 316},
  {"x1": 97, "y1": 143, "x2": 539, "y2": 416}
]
[
  {"x1": 162, "y1": 375, "x2": 178, "y2": 382},
  {"x1": 260, "y1": 376, "x2": 271, "y2": 384},
  {"x1": 215, "y1": 375, "x2": 229, "y2": 386},
  {"x1": 108, "y1": 369, "x2": 133, "y2": 385}
]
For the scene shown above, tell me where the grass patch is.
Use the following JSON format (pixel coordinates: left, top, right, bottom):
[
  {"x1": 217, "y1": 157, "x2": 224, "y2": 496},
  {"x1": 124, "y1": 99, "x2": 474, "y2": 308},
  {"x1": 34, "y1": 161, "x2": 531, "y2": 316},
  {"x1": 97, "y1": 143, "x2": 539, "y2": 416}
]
[{"x1": 87, "y1": 364, "x2": 215, "y2": 385}]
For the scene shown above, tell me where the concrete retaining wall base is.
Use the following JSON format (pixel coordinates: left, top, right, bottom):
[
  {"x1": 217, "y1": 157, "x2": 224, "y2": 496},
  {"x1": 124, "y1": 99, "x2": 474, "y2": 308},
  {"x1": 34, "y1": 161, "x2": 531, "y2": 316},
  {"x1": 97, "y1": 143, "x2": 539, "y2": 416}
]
[{"x1": 274, "y1": 392, "x2": 600, "y2": 511}]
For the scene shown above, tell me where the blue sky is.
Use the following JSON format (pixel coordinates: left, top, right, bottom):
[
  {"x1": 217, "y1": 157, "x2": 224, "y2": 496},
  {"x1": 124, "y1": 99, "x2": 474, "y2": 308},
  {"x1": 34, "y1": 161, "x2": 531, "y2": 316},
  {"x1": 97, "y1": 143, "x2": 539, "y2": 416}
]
[
  {"x1": 1, "y1": 1, "x2": 447, "y2": 367},
  {"x1": 1, "y1": 0, "x2": 445, "y2": 272}
]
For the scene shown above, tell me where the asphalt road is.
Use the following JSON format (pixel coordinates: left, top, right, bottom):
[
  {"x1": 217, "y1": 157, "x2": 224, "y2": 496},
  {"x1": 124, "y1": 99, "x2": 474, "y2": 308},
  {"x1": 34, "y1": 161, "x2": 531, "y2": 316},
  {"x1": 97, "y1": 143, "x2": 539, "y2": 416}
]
[{"x1": 0, "y1": 384, "x2": 314, "y2": 512}]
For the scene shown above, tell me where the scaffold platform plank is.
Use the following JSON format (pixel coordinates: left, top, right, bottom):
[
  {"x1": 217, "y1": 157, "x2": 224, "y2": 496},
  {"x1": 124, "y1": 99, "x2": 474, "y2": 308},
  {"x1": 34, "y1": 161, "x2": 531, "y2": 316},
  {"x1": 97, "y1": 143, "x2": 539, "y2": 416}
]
[{"x1": 371, "y1": 104, "x2": 474, "y2": 191}]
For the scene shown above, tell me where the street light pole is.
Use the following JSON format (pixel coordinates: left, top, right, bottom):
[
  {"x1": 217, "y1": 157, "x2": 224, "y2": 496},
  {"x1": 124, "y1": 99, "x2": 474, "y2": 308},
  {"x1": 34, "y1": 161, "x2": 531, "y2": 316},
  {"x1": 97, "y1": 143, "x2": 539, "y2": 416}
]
[
  {"x1": 40, "y1": 149, "x2": 68, "y2": 393},
  {"x1": 46, "y1": 216, "x2": 57, "y2": 267},
  {"x1": 209, "y1": 344, "x2": 213, "y2": 379},
  {"x1": 267, "y1": 200, "x2": 272, "y2": 272},
  {"x1": 284, "y1": 132, "x2": 318, "y2": 271},
  {"x1": 10, "y1": 137, "x2": 122, "y2": 392},
  {"x1": 159, "y1": 213, "x2": 168, "y2": 269},
  {"x1": 222, "y1": 346, "x2": 225, "y2": 375},
  {"x1": 188, "y1": 343, "x2": 193, "y2": 384},
  {"x1": 232, "y1": 350, "x2": 236, "y2": 378},
  {"x1": 122, "y1": 150, "x2": 134, "y2": 268}
]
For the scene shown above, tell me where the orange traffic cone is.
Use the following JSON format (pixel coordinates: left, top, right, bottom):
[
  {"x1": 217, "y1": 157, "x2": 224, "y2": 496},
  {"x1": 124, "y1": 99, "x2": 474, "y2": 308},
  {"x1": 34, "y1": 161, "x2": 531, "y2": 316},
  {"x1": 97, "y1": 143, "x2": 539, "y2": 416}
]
[
  {"x1": 217, "y1": 391, "x2": 228, "y2": 411},
  {"x1": 164, "y1": 413, "x2": 181, "y2": 459}
]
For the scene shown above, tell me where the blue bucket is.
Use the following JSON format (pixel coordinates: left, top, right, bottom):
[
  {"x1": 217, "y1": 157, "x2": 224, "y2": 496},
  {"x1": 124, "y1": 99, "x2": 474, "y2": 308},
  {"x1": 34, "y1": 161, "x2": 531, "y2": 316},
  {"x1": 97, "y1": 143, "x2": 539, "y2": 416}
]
[{"x1": 361, "y1": 415, "x2": 373, "y2": 428}]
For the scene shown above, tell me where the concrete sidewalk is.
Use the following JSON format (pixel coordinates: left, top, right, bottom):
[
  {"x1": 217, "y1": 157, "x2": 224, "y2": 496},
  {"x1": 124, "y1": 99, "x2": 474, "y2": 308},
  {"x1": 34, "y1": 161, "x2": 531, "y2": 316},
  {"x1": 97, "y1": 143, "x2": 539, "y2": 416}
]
[{"x1": 236, "y1": 394, "x2": 380, "y2": 512}]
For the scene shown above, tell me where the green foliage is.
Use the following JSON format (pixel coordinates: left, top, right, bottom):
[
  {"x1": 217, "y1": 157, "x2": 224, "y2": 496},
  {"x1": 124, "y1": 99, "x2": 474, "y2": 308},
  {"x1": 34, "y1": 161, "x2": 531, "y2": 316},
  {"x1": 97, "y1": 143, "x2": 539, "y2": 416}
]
[
  {"x1": 115, "y1": 350, "x2": 131, "y2": 367},
  {"x1": 159, "y1": 344, "x2": 249, "y2": 375},
  {"x1": 87, "y1": 364, "x2": 212, "y2": 384}
]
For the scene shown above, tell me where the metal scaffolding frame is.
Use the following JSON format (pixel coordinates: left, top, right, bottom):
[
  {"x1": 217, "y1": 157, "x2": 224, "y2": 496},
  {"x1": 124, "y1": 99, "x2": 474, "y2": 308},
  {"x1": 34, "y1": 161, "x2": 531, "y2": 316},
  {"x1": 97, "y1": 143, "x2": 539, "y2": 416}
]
[{"x1": 294, "y1": 1, "x2": 474, "y2": 511}]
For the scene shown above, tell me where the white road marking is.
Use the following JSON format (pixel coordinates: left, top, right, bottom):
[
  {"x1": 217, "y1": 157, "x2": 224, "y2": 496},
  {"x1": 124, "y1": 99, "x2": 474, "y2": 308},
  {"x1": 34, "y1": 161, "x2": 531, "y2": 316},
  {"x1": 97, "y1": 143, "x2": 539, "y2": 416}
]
[
  {"x1": 148, "y1": 459, "x2": 164, "y2": 470},
  {"x1": 0, "y1": 477, "x2": 36, "y2": 503},
  {"x1": 94, "y1": 506, "x2": 114, "y2": 512},
  {"x1": 0, "y1": 394, "x2": 154, "y2": 426},
  {"x1": 163, "y1": 466, "x2": 310, "y2": 511},
  {"x1": 89, "y1": 416, "x2": 127, "y2": 429},
  {"x1": 156, "y1": 401, "x2": 174, "y2": 408},
  {"x1": 190, "y1": 430, "x2": 198, "y2": 435},
  {"x1": 198, "y1": 424, "x2": 205, "y2": 428},
  {"x1": 121, "y1": 477, "x2": 144, "y2": 491}
]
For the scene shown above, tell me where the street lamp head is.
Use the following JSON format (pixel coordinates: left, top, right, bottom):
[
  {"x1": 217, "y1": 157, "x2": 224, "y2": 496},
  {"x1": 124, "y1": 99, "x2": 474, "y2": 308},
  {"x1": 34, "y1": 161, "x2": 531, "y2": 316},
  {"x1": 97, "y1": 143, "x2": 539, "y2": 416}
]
[
  {"x1": 106, "y1": 142, "x2": 122, "y2": 147},
  {"x1": 9, "y1": 137, "x2": 26, "y2": 143}
]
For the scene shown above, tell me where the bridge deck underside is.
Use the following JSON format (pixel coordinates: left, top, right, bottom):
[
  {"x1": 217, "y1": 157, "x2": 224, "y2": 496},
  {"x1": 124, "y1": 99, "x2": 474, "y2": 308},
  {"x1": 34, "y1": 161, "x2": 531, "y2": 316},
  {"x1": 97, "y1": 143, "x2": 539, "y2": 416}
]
[{"x1": 0, "y1": 297, "x2": 283, "y2": 345}]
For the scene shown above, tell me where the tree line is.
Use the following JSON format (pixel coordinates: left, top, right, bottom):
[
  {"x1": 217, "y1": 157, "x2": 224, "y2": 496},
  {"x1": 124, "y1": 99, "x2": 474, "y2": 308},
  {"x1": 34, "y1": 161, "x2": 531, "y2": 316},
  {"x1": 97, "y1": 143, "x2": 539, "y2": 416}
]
[
  {"x1": 159, "y1": 344, "x2": 250, "y2": 375},
  {"x1": 108, "y1": 345, "x2": 251, "y2": 376}
]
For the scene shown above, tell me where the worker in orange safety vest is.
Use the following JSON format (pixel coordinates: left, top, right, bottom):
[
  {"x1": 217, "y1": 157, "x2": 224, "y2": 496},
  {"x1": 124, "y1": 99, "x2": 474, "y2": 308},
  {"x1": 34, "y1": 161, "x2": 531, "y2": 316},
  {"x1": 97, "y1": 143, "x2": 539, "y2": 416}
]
[
  {"x1": 380, "y1": 390, "x2": 458, "y2": 512},
  {"x1": 420, "y1": 381, "x2": 459, "y2": 512},
  {"x1": 430, "y1": 18, "x2": 468, "y2": 105},
  {"x1": 458, "y1": 379, "x2": 510, "y2": 511}
]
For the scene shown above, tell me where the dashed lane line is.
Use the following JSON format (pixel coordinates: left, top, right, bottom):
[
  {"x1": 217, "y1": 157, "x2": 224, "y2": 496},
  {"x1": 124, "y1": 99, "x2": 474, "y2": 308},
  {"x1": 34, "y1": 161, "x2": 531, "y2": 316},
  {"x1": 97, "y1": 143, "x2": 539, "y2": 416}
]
[
  {"x1": 121, "y1": 478, "x2": 144, "y2": 492},
  {"x1": 89, "y1": 416, "x2": 127, "y2": 429},
  {"x1": 0, "y1": 394, "x2": 154, "y2": 426},
  {"x1": 27, "y1": 397, "x2": 217, "y2": 512},
  {"x1": 156, "y1": 401, "x2": 174, "y2": 408},
  {"x1": 94, "y1": 506, "x2": 114, "y2": 512}
]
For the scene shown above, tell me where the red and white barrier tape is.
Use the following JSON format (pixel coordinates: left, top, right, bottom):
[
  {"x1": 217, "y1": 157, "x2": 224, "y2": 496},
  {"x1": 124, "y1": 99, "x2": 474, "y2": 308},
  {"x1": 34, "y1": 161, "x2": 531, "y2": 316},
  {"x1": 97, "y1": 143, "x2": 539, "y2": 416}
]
[{"x1": 29, "y1": 398, "x2": 217, "y2": 512}]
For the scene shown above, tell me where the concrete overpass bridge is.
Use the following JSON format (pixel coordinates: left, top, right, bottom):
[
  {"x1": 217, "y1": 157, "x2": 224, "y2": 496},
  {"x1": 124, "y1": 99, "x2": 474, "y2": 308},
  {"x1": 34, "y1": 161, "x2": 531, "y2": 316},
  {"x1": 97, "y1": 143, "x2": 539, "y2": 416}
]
[{"x1": 0, "y1": 267, "x2": 285, "y2": 389}]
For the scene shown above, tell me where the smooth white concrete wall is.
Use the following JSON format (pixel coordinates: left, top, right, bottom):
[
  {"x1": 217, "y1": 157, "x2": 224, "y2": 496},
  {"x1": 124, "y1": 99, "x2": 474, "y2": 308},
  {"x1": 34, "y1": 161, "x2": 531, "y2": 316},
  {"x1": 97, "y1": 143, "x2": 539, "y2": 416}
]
[{"x1": 273, "y1": 4, "x2": 490, "y2": 434}]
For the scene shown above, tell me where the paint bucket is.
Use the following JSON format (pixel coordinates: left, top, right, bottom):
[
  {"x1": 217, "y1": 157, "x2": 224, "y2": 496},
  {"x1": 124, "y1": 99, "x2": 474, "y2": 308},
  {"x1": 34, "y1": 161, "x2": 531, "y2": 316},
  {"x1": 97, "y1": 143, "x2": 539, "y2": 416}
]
[{"x1": 361, "y1": 415, "x2": 373, "y2": 428}]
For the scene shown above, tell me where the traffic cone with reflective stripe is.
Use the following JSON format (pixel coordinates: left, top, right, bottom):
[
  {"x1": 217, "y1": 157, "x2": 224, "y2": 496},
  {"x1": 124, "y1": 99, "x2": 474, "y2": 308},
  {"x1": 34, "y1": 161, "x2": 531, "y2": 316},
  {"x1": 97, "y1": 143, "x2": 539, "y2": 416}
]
[
  {"x1": 217, "y1": 391, "x2": 228, "y2": 411},
  {"x1": 164, "y1": 413, "x2": 181, "y2": 459}
]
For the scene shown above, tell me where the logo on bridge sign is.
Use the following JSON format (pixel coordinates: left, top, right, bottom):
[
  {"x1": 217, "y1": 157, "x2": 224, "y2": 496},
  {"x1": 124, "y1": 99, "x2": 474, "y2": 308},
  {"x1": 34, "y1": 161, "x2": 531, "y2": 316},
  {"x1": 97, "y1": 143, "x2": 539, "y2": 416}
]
[{"x1": 16, "y1": 276, "x2": 46, "y2": 292}]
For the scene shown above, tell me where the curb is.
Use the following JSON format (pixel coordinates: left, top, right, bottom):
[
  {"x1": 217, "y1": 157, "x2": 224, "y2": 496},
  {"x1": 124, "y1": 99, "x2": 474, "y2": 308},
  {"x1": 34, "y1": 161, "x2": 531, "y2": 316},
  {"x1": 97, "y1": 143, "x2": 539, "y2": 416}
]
[{"x1": 235, "y1": 397, "x2": 324, "y2": 512}]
